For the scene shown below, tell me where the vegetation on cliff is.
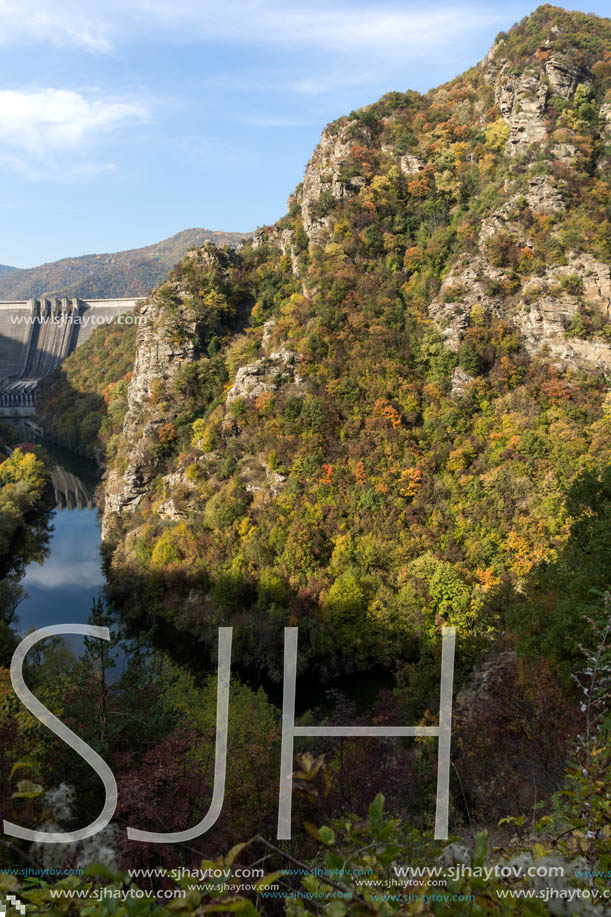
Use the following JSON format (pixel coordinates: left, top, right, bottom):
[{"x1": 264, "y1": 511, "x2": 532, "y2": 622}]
[
  {"x1": 96, "y1": 4, "x2": 611, "y2": 684},
  {"x1": 37, "y1": 322, "x2": 138, "y2": 460},
  {"x1": 21, "y1": 5, "x2": 611, "y2": 908}
]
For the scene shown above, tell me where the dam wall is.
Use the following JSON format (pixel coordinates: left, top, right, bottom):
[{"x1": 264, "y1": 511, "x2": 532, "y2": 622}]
[
  {"x1": 0, "y1": 296, "x2": 144, "y2": 416},
  {"x1": 0, "y1": 301, "x2": 35, "y2": 377}
]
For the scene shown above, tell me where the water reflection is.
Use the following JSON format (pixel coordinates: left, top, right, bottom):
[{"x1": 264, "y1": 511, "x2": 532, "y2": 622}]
[
  {"x1": 18, "y1": 507, "x2": 104, "y2": 636},
  {"x1": 16, "y1": 446, "x2": 104, "y2": 649},
  {"x1": 50, "y1": 464, "x2": 95, "y2": 511}
]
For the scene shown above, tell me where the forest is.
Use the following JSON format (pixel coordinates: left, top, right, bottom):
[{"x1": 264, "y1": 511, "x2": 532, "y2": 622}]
[{"x1": 1, "y1": 4, "x2": 610, "y2": 914}]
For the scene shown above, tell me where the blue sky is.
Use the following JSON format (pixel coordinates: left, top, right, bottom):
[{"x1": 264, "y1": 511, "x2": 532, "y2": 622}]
[{"x1": 0, "y1": 1, "x2": 608, "y2": 268}]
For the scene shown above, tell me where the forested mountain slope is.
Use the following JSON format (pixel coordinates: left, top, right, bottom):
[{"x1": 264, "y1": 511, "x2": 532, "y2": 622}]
[
  {"x1": 42, "y1": 5, "x2": 611, "y2": 689},
  {"x1": 18, "y1": 5, "x2": 611, "y2": 894},
  {"x1": 0, "y1": 228, "x2": 249, "y2": 300}
]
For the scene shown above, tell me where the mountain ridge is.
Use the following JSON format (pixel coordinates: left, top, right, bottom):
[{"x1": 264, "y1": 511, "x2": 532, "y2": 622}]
[
  {"x1": 38, "y1": 4, "x2": 611, "y2": 688},
  {"x1": 23, "y1": 3, "x2": 611, "y2": 886},
  {"x1": 0, "y1": 228, "x2": 249, "y2": 301}
]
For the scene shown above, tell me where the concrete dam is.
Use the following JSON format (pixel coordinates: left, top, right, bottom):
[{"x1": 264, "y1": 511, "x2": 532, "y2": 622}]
[{"x1": 0, "y1": 296, "x2": 144, "y2": 417}]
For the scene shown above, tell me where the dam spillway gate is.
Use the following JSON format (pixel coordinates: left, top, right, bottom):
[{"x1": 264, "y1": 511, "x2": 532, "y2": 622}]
[{"x1": 0, "y1": 295, "x2": 144, "y2": 416}]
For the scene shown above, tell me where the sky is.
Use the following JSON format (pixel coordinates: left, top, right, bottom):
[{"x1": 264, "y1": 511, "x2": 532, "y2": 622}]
[{"x1": 0, "y1": 0, "x2": 609, "y2": 268}]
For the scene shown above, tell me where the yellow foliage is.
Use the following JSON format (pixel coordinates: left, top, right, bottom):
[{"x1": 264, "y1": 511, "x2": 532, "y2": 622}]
[
  {"x1": 450, "y1": 141, "x2": 469, "y2": 163},
  {"x1": 191, "y1": 417, "x2": 217, "y2": 452},
  {"x1": 400, "y1": 467, "x2": 422, "y2": 497},
  {"x1": 324, "y1": 242, "x2": 347, "y2": 264},
  {"x1": 480, "y1": 152, "x2": 497, "y2": 174},
  {"x1": 151, "y1": 522, "x2": 199, "y2": 569},
  {"x1": 434, "y1": 170, "x2": 456, "y2": 195},
  {"x1": 446, "y1": 447, "x2": 468, "y2": 474},
  {"x1": 470, "y1": 302, "x2": 487, "y2": 326},
  {"x1": 485, "y1": 118, "x2": 510, "y2": 150},
  {"x1": 475, "y1": 567, "x2": 501, "y2": 591},
  {"x1": 237, "y1": 516, "x2": 255, "y2": 538},
  {"x1": 506, "y1": 530, "x2": 535, "y2": 577}
]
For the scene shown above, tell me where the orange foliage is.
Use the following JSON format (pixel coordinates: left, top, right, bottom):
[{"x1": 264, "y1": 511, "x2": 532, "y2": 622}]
[
  {"x1": 541, "y1": 369, "x2": 571, "y2": 402},
  {"x1": 407, "y1": 177, "x2": 430, "y2": 198},
  {"x1": 374, "y1": 399, "x2": 402, "y2": 430},
  {"x1": 475, "y1": 567, "x2": 501, "y2": 591},
  {"x1": 320, "y1": 463, "x2": 334, "y2": 483},
  {"x1": 354, "y1": 460, "x2": 366, "y2": 484},
  {"x1": 158, "y1": 422, "x2": 177, "y2": 443}
]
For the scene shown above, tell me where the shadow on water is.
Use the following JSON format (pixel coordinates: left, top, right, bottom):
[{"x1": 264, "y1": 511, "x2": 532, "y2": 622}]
[
  {"x1": 134, "y1": 616, "x2": 395, "y2": 716},
  {"x1": 11, "y1": 433, "x2": 397, "y2": 714}
]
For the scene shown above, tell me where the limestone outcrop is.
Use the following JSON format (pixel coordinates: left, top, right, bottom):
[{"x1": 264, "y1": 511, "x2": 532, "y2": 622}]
[
  {"x1": 297, "y1": 122, "x2": 370, "y2": 245},
  {"x1": 101, "y1": 293, "x2": 198, "y2": 535},
  {"x1": 428, "y1": 48, "x2": 610, "y2": 376},
  {"x1": 482, "y1": 40, "x2": 591, "y2": 156},
  {"x1": 226, "y1": 347, "x2": 302, "y2": 404},
  {"x1": 430, "y1": 244, "x2": 611, "y2": 373},
  {"x1": 544, "y1": 54, "x2": 589, "y2": 99},
  {"x1": 494, "y1": 65, "x2": 549, "y2": 154},
  {"x1": 429, "y1": 255, "x2": 507, "y2": 348},
  {"x1": 515, "y1": 255, "x2": 611, "y2": 369},
  {"x1": 102, "y1": 244, "x2": 239, "y2": 535}
]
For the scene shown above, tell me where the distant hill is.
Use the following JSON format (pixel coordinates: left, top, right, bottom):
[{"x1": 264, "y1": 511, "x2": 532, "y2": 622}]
[
  {"x1": 0, "y1": 229, "x2": 249, "y2": 300},
  {"x1": 0, "y1": 264, "x2": 16, "y2": 276}
]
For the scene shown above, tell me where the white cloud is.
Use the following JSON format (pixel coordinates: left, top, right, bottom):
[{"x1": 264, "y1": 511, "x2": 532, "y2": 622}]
[
  {"x1": 0, "y1": 88, "x2": 149, "y2": 153},
  {"x1": 0, "y1": 0, "x2": 507, "y2": 55},
  {"x1": 0, "y1": 0, "x2": 112, "y2": 50},
  {"x1": 23, "y1": 558, "x2": 104, "y2": 589}
]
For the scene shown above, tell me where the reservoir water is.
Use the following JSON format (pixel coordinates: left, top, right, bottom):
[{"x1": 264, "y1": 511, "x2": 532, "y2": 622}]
[
  {"x1": 17, "y1": 507, "x2": 104, "y2": 637},
  {"x1": 15, "y1": 445, "x2": 105, "y2": 654},
  {"x1": 14, "y1": 442, "x2": 393, "y2": 704}
]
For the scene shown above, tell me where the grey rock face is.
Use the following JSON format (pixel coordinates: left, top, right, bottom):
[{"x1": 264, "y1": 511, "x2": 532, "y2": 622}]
[
  {"x1": 226, "y1": 347, "x2": 302, "y2": 404},
  {"x1": 494, "y1": 66, "x2": 548, "y2": 154},
  {"x1": 240, "y1": 455, "x2": 287, "y2": 497},
  {"x1": 299, "y1": 123, "x2": 369, "y2": 244},
  {"x1": 399, "y1": 153, "x2": 425, "y2": 175},
  {"x1": 429, "y1": 255, "x2": 507, "y2": 348},
  {"x1": 430, "y1": 242, "x2": 611, "y2": 373},
  {"x1": 450, "y1": 366, "x2": 475, "y2": 396},
  {"x1": 482, "y1": 43, "x2": 593, "y2": 158},
  {"x1": 545, "y1": 55, "x2": 588, "y2": 99},
  {"x1": 515, "y1": 255, "x2": 611, "y2": 370},
  {"x1": 525, "y1": 174, "x2": 565, "y2": 213},
  {"x1": 102, "y1": 294, "x2": 198, "y2": 535},
  {"x1": 102, "y1": 244, "x2": 239, "y2": 536}
]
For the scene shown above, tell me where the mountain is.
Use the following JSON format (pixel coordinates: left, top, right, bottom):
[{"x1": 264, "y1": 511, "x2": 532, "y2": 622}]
[
  {"x1": 0, "y1": 228, "x2": 249, "y2": 301},
  {"x1": 32, "y1": 2, "x2": 611, "y2": 868},
  {"x1": 0, "y1": 264, "x2": 16, "y2": 276},
  {"x1": 40, "y1": 4, "x2": 610, "y2": 692}
]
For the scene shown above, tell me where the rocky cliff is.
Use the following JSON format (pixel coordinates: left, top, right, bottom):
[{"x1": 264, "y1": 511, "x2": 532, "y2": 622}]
[
  {"x1": 101, "y1": 244, "x2": 245, "y2": 536},
  {"x1": 94, "y1": 5, "x2": 611, "y2": 677}
]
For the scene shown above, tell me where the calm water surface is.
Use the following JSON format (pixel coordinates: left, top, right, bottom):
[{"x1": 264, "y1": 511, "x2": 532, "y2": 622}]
[
  {"x1": 18, "y1": 507, "x2": 104, "y2": 637},
  {"x1": 15, "y1": 443, "x2": 393, "y2": 703},
  {"x1": 16, "y1": 445, "x2": 104, "y2": 655}
]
